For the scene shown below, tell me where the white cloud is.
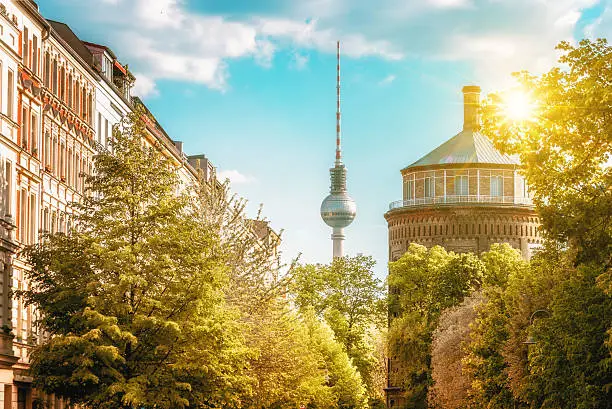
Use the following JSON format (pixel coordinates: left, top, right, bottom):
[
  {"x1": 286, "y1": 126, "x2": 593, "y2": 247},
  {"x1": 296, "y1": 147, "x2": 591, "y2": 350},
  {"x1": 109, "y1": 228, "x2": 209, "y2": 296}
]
[
  {"x1": 76, "y1": 0, "x2": 606, "y2": 93},
  {"x1": 378, "y1": 74, "x2": 396, "y2": 85},
  {"x1": 132, "y1": 72, "x2": 159, "y2": 98},
  {"x1": 78, "y1": 0, "x2": 401, "y2": 93},
  {"x1": 584, "y1": 5, "x2": 612, "y2": 39},
  {"x1": 217, "y1": 169, "x2": 257, "y2": 185},
  {"x1": 427, "y1": 0, "x2": 473, "y2": 9}
]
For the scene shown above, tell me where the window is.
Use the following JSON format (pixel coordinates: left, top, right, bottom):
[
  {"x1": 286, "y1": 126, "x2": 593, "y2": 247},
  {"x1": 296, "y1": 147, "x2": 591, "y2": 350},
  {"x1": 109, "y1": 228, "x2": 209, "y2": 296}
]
[
  {"x1": 81, "y1": 88, "x2": 86, "y2": 119},
  {"x1": 19, "y1": 189, "x2": 26, "y2": 243},
  {"x1": 43, "y1": 208, "x2": 48, "y2": 233},
  {"x1": 105, "y1": 118, "x2": 109, "y2": 146},
  {"x1": 52, "y1": 60, "x2": 58, "y2": 94},
  {"x1": 21, "y1": 106, "x2": 28, "y2": 148},
  {"x1": 68, "y1": 148, "x2": 72, "y2": 186},
  {"x1": 59, "y1": 66, "x2": 65, "y2": 101},
  {"x1": 97, "y1": 112, "x2": 102, "y2": 144},
  {"x1": 32, "y1": 35, "x2": 38, "y2": 75},
  {"x1": 30, "y1": 194, "x2": 36, "y2": 244},
  {"x1": 454, "y1": 175, "x2": 468, "y2": 196},
  {"x1": 51, "y1": 211, "x2": 56, "y2": 234},
  {"x1": 52, "y1": 137, "x2": 57, "y2": 176},
  {"x1": 490, "y1": 175, "x2": 503, "y2": 197},
  {"x1": 75, "y1": 84, "x2": 80, "y2": 115},
  {"x1": 7, "y1": 69, "x2": 14, "y2": 119},
  {"x1": 17, "y1": 387, "x2": 26, "y2": 409},
  {"x1": 68, "y1": 74, "x2": 73, "y2": 107},
  {"x1": 60, "y1": 142, "x2": 65, "y2": 179},
  {"x1": 404, "y1": 179, "x2": 415, "y2": 200},
  {"x1": 4, "y1": 161, "x2": 11, "y2": 217},
  {"x1": 76, "y1": 154, "x2": 80, "y2": 191},
  {"x1": 44, "y1": 52, "x2": 50, "y2": 86},
  {"x1": 22, "y1": 26, "x2": 28, "y2": 66},
  {"x1": 424, "y1": 176, "x2": 435, "y2": 198},
  {"x1": 44, "y1": 131, "x2": 50, "y2": 167},
  {"x1": 88, "y1": 93, "x2": 93, "y2": 124},
  {"x1": 30, "y1": 112, "x2": 37, "y2": 155}
]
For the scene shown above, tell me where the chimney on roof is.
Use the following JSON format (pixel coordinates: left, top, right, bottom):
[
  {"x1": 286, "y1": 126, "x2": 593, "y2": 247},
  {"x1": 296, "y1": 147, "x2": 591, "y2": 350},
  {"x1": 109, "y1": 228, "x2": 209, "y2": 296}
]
[{"x1": 462, "y1": 85, "x2": 481, "y2": 131}]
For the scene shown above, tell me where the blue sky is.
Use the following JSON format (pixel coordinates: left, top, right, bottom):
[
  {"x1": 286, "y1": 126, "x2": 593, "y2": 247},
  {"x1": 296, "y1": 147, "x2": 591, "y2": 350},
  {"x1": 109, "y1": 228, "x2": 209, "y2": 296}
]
[{"x1": 38, "y1": 0, "x2": 611, "y2": 278}]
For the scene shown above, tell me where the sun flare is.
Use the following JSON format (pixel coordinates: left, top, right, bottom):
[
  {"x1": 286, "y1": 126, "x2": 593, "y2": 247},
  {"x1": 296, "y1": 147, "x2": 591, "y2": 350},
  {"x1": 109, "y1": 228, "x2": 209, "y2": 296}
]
[{"x1": 503, "y1": 90, "x2": 537, "y2": 121}]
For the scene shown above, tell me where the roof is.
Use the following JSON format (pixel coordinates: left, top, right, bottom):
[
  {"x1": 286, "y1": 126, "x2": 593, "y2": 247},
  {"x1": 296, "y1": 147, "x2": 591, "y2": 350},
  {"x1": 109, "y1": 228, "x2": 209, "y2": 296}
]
[
  {"x1": 404, "y1": 130, "x2": 519, "y2": 170},
  {"x1": 83, "y1": 41, "x2": 117, "y2": 60},
  {"x1": 47, "y1": 20, "x2": 95, "y2": 69}
]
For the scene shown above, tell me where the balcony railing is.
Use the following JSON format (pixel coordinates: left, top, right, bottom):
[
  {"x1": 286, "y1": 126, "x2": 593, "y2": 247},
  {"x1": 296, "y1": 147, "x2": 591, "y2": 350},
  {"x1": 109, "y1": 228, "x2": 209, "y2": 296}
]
[{"x1": 388, "y1": 195, "x2": 534, "y2": 210}]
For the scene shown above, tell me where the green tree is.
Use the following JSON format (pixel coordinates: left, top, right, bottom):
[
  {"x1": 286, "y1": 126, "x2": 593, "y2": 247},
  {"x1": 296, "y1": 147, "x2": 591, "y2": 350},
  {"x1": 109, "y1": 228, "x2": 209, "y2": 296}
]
[
  {"x1": 20, "y1": 109, "x2": 248, "y2": 409},
  {"x1": 388, "y1": 244, "x2": 485, "y2": 408},
  {"x1": 482, "y1": 38, "x2": 611, "y2": 272},
  {"x1": 290, "y1": 255, "x2": 386, "y2": 403},
  {"x1": 241, "y1": 301, "x2": 368, "y2": 409},
  {"x1": 521, "y1": 259, "x2": 612, "y2": 408},
  {"x1": 462, "y1": 244, "x2": 528, "y2": 409},
  {"x1": 476, "y1": 38, "x2": 612, "y2": 408}
]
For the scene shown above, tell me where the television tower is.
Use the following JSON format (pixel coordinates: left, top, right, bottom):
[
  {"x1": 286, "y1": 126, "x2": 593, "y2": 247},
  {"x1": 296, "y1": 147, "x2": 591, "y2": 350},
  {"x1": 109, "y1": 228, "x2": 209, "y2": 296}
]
[{"x1": 320, "y1": 41, "x2": 357, "y2": 259}]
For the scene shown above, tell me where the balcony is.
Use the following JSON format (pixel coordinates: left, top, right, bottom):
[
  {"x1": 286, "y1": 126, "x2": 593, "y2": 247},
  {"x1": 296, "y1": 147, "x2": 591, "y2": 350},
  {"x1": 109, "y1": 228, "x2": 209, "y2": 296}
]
[{"x1": 388, "y1": 195, "x2": 534, "y2": 211}]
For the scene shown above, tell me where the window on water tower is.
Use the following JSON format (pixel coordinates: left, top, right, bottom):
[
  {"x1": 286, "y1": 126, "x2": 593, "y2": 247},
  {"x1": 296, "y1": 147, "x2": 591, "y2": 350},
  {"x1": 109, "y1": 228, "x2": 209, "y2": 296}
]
[
  {"x1": 403, "y1": 180, "x2": 415, "y2": 200},
  {"x1": 454, "y1": 175, "x2": 468, "y2": 196},
  {"x1": 490, "y1": 176, "x2": 503, "y2": 197},
  {"x1": 424, "y1": 176, "x2": 435, "y2": 198}
]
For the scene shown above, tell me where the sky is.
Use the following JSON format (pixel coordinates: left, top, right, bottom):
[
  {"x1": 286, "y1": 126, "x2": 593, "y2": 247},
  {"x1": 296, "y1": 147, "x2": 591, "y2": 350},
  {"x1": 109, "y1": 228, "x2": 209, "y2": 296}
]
[{"x1": 37, "y1": 0, "x2": 611, "y2": 279}]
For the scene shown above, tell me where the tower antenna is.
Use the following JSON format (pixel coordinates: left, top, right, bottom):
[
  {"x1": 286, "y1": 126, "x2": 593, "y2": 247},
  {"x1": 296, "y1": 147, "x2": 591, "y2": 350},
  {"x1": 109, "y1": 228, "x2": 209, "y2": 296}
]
[{"x1": 335, "y1": 40, "x2": 342, "y2": 165}]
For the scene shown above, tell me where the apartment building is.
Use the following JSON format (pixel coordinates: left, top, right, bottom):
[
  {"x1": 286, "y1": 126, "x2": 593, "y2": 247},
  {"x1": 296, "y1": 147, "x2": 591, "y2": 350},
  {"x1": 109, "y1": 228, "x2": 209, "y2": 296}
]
[{"x1": 0, "y1": 2, "x2": 280, "y2": 407}]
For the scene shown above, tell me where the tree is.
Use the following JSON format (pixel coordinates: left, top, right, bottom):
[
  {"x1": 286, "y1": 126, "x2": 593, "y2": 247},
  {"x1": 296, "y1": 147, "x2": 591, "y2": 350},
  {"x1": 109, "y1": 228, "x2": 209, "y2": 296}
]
[
  {"x1": 240, "y1": 300, "x2": 368, "y2": 409},
  {"x1": 290, "y1": 255, "x2": 386, "y2": 401},
  {"x1": 477, "y1": 38, "x2": 612, "y2": 408},
  {"x1": 520, "y1": 258, "x2": 612, "y2": 408},
  {"x1": 388, "y1": 244, "x2": 485, "y2": 408},
  {"x1": 20, "y1": 109, "x2": 248, "y2": 409},
  {"x1": 429, "y1": 292, "x2": 483, "y2": 409},
  {"x1": 192, "y1": 177, "x2": 289, "y2": 314},
  {"x1": 462, "y1": 245, "x2": 528, "y2": 409},
  {"x1": 482, "y1": 38, "x2": 612, "y2": 274},
  {"x1": 302, "y1": 309, "x2": 369, "y2": 409}
]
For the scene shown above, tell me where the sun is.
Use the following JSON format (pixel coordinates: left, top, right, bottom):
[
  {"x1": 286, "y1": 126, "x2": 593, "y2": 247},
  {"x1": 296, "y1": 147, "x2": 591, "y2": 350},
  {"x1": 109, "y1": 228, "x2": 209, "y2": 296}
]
[{"x1": 503, "y1": 89, "x2": 537, "y2": 121}]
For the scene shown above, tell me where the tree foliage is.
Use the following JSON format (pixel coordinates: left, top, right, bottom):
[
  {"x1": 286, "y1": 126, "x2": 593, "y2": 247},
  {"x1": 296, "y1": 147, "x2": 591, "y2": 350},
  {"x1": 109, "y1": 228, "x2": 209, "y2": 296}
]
[
  {"x1": 470, "y1": 38, "x2": 612, "y2": 409},
  {"x1": 290, "y1": 255, "x2": 386, "y2": 404},
  {"x1": 20, "y1": 109, "x2": 249, "y2": 408},
  {"x1": 388, "y1": 244, "x2": 486, "y2": 408},
  {"x1": 429, "y1": 292, "x2": 483, "y2": 409},
  {"x1": 482, "y1": 38, "x2": 611, "y2": 269}
]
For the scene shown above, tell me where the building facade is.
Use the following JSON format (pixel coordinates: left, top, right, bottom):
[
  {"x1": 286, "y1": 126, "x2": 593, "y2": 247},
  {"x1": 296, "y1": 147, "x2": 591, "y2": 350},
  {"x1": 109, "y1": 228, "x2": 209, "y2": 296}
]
[
  {"x1": 0, "y1": 1, "x2": 281, "y2": 408},
  {"x1": 384, "y1": 86, "x2": 542, "y2": 408}
]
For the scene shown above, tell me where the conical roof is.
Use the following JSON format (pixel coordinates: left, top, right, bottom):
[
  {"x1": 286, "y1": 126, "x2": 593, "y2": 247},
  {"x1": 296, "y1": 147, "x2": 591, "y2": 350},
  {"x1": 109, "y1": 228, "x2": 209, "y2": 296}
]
[{"x1": 404, "y1": 130, "x2": 519, "y2": 170}]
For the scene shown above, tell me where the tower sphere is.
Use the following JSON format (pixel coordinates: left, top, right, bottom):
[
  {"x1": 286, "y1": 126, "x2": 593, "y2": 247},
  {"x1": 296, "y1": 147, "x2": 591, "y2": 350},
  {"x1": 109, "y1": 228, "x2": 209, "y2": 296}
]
[{"x1": 320, "y1": 192, "x2": 357, "y2": 229}]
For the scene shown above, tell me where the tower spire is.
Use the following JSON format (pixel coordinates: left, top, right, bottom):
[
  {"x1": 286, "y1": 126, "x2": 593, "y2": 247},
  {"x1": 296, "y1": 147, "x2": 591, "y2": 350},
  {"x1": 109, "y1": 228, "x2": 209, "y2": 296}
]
[
  {"x1": 321, "y1": 40, "x2": 356, "y2": 259},
  {"x1": 335, "y1": 40, "x2": 342, "y2": 165}
]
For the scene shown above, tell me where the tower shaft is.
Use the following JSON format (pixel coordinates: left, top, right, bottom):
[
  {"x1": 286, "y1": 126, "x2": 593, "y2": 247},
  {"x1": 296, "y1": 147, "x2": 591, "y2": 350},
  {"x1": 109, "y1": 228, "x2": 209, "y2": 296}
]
[{"x1": 332, "y1": 227, "x2": 345, "y2": 259}]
